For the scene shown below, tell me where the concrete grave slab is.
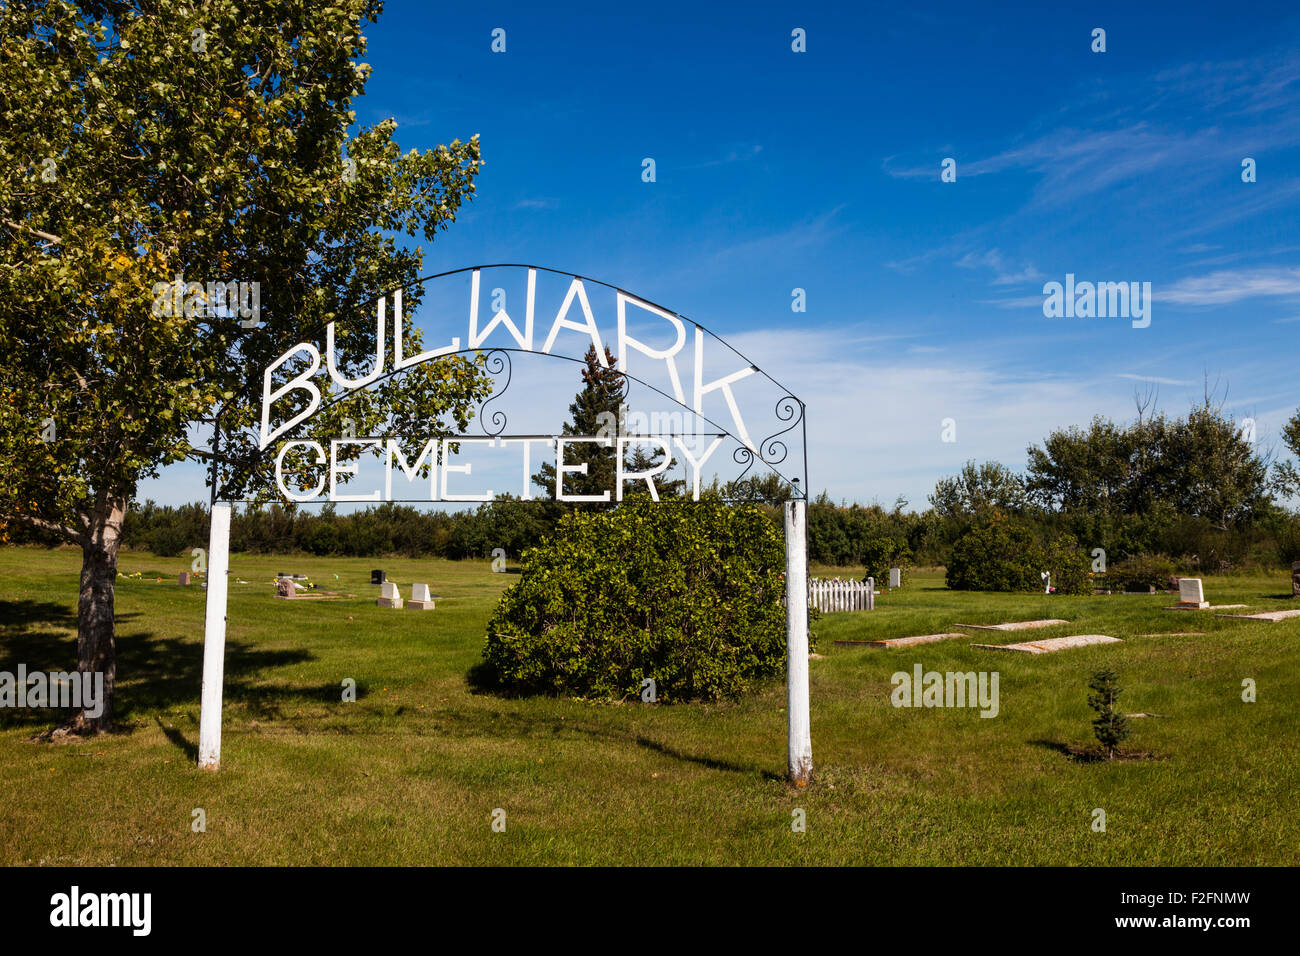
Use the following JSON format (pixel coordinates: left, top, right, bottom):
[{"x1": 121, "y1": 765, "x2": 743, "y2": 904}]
[
  {"x1": 836, "y1": 633, "x2": 965, "y2": 648},
  {"x1": 954, "y1": 619, "x2": 1069, "y2": 632},
  {"x1": 1164, "y1": 604, "x2": 1247, "y2": 611},
  {"x1": 1215, "y1": 609, "x2": 1300, "y2": 622},
  {"x1": 971, "y1": 634, "x2": 1122, "y2": 654}
]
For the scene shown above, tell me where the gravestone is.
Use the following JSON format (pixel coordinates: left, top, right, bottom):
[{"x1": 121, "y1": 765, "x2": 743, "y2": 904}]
[
  {"x1": 1292, "y1": 561, "x2": 1300, "y2": 598},
  {"x1": 378, "y1": 580, "x2": 403, "y2": 609},
  {"x1": 1216, "y1": 608, "x2": 1300, "y2": 622},
  {"x1": 889, "y1": 568, "x2": 901, "y2": 589},
  {"x1": 370, "y1": 569, "x2": 386, "y2": 585},
  {"x1": 409, "y1": 583, "x2": 436, "y2": 611},
  {"x1": 972, "y1": 634, "x2": 1121, "y2": 655},
  {"x1": 1177, "y1": 577, "x2": 1209, "y2": 609},
  {"x1": 275, "y1": 578, "x2": 295, "y2": 600},
  {"x1": 178, "y1": 571, "x2": 193, "y2": 586},
  {"x1": 954, "y1": 619, "x2": 1069, "y2": 631},
  {"x1": 840, "y1": 633, "x2": 964, "y2": 648}
]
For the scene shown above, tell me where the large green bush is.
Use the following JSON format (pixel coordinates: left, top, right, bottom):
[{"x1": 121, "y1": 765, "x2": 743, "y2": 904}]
[
  {"x1": 1104, "y1": 553, "x2": 1178, "y2": 592},
  {"x1": 946, "y1": 517, "x2": 1091, "y2": 595},
  {"x1": 480, "y1": 497, "x2": 791, "y2": 702}
]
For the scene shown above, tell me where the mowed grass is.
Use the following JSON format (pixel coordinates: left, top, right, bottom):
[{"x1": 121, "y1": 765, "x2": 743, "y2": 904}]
[{"x1": 1, "y1": 546, "x2": 1297, "y2": 866}]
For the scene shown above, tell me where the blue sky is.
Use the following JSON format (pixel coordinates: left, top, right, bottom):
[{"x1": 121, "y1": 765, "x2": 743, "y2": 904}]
[{"x1": 143, "y1": 0, "x2": 1300, "y2": 509}]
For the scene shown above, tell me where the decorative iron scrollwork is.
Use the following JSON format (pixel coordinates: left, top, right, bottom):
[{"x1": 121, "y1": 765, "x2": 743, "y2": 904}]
[
  {"x1": 759, "y1": 395, "x2": 802, "y2": 467},
  {"x1": 479, "y1": 350, "x2": 512, "y2": 437}
]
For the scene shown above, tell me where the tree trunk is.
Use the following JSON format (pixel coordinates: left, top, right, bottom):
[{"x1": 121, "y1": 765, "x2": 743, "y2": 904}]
[{"x1": 63, "y1": 497, "x2": 127, "y2": 734}]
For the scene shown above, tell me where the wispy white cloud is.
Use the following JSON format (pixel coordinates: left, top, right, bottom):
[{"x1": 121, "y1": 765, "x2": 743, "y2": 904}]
[
  {"x1": 1116, "y1": 373, "x2": 1196, "y2": 386},
  {"x1": 1158, "y1": 267, "x2": 1300, "y2": 305},
  {"x1": 685, "y1": 144, "x2": 763, "y2": 170},
  {"x1": 956, "y1": 248, "x2": 1043, "y2": 285},
  {"x1": 981, "y1": 294, "x2": 1044, "y2": 310},
  {"x1": 883, "y1": 51, "x2": 1300, "y2": 213},
  {"x1": 701, "y1": 204, "x2": 848, "y2": 267}
]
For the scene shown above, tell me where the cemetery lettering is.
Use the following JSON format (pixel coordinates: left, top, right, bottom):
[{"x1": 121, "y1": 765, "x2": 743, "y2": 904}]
[{"x1": 260, "y1": 272, "x2": 760, "y2": 503}]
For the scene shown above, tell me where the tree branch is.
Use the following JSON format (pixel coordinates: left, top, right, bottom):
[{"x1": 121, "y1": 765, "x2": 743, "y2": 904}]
[
  {"x1": 2, "y1": 513, "x2": 87, "y2": 547},
  {"x1": 2, "y1": 219, "x2": 61, "y2": 244}
]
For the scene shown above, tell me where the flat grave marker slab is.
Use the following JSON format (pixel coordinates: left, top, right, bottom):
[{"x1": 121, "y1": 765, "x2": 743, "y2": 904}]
[
  {"x1": 972, "y1": 634, "x2": 1122, "y2": 654},
  {"x1": 1165, "y1": 603, "x2": 1247, "y2": 611},
  {"x1": 835, "y1": 633, "x2": 965, "y2": 648},
  {"x1": 954, "y1": 619, "x2": 1069, "y2": 632},
  {"x1": 1215, "y1": 609, "x2": 1300, "y2": 622}
]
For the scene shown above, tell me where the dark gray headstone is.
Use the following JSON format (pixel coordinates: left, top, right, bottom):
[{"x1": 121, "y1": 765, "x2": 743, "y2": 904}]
[{"x1": 371, "y1": 569, "x2": 385, "y2": 585}]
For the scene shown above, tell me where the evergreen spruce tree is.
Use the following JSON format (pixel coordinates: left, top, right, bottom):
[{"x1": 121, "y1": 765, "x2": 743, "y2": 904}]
[
  {"x1": 623, "y1": 442, "x2": 685, "y2": 499},
  {"x1": 532, "y1": 345, "x2": 625, "y2": 506},
  {"x1": 1087, "y1": 669, "x2": 1130, "y2": 760},
  {"x1": 532, "y1": 345, "x2": 684, "y2": 504}
]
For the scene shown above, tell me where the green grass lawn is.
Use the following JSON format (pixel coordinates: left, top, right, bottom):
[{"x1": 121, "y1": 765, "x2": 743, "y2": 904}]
[{"x1": 1, "y1": 546, "x2": 1297, "y2": 865}]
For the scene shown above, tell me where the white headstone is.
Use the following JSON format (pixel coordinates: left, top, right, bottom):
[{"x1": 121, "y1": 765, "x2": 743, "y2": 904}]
[
  {"x1": 381, "y1": 580, "x2": 399, "y2": 600},
  {"x1": 867, "y1": 576, "x2": 875, "y2": 592},
  {"x1": 1178, "y1": 577, "x2": 1207, "y2": 607},
  {"x1": 412, "y1": 583, "x2": 431, "y2": 602},
  {"x1": 889, "y1": 568, "x2": 901, "y2": 589}
]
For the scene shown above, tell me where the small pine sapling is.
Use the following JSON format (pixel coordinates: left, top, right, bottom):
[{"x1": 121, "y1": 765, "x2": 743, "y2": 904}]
[{"x1": 1087, "y1": 669, "x2": 1130, "y2": 760}]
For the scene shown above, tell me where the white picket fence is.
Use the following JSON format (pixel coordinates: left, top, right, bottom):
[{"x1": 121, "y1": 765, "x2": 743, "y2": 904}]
[{"x1": 808, "y1": 577, "x2": 874, "y2": 612}]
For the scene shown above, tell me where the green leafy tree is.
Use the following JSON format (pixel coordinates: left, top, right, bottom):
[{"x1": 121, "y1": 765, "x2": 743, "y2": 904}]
[
  {"x1": 1027, "y1": 401, "x2": 1272, "y2": 553},
  {"x1": 928, "y1": 460, "x2": 1029, "y2": 520},
  {"x1": 1162, "y1": 403, "x2": 1271, "y2": 531},
  {"x1": 946, "y1": 516, "x2": 1091, "y2": 595},
  {"x1": 1273, "y1": 408, "x2": 1300, "y2": 500},
  {"x1": 1087, "y1": 670, "x2": 1130, "y2": 760},
  {"x1": 0, "y1": 0, "x2": 489, "y2": 733}
]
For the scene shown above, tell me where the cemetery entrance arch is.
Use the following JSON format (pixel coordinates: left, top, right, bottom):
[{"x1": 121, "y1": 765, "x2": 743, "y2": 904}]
[{"x1": 197, "y1": 265, "x2": 813, "y2": 783}]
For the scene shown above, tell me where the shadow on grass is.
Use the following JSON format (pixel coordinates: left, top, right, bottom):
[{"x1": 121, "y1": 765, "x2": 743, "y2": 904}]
[
  {"x1": 464, "y1": 659, "x2": 501, "y2": 697},
  {"x1": 459, "y1": 664, "x2": 779, "y2": 779},
  {"x1": 0, "y1": 598, "x2": 339, "y2": 736},
  {"x1": 155, "y1": 715, "x2": 197, "y2": 761},
  {"x1": 631, "y1": 734, "x2": 780, "y2": 779},
  {"x1": 1029, "y1": 738, "x2": 1160, "y2": 763}
]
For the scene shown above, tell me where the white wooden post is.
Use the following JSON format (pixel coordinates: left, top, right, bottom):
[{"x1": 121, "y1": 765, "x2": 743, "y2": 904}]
[
  {"x1": 198, "y1": 502, "x2": 231, "y2": 770},
  {"x1": 784, "y1": 500, "x2": 812, "y2": 786}
]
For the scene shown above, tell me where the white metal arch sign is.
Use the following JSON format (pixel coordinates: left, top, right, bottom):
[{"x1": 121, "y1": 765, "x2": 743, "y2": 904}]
[{"x1": 198, "y1": 265, "x2": 812, "y2": 784}]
